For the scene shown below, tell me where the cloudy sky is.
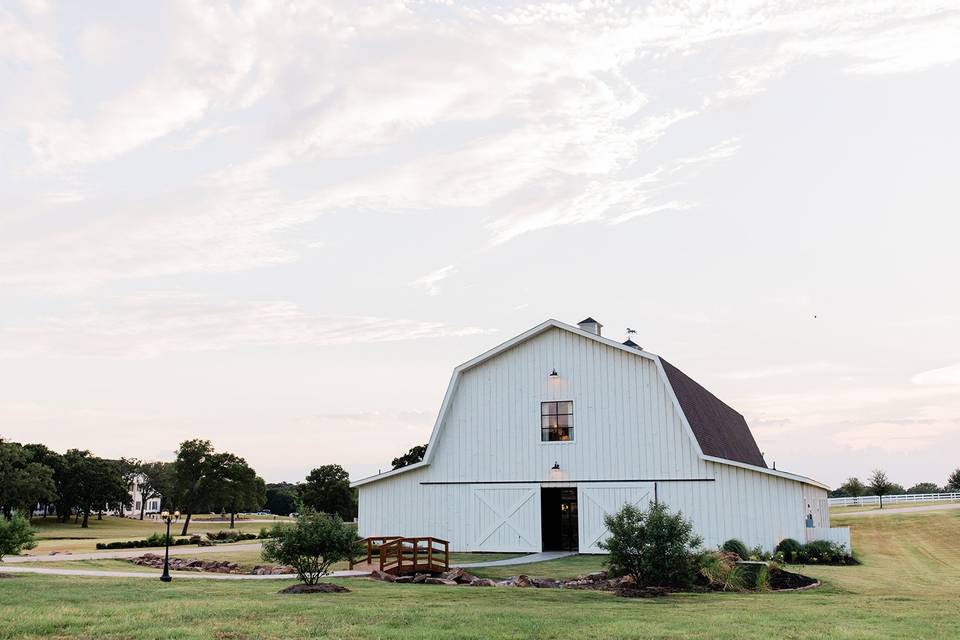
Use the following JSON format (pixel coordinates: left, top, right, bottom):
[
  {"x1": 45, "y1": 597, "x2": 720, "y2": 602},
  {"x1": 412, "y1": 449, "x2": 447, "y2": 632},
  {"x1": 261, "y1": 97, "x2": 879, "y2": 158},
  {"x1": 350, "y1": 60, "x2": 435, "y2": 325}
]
[{"x1": 2, "y1": 1, "x2": 959, "y2": 488}]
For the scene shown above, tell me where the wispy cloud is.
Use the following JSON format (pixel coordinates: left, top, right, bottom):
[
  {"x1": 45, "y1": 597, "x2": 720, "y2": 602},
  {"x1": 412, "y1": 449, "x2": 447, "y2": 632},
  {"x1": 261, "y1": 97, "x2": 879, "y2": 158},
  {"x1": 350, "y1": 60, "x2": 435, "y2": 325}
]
[
  {"x1": 3, "y1": 2, "x2": 958, "y2": 290},
  {"x1": 410, "y1": 265, "x2": 457, "y2": 297},
  {"x1": 0, "y1": 293, "x2": 491, "y2": 359},
  {"x1": 913, "y1": 363, "x2": 960, "y2": 386}
]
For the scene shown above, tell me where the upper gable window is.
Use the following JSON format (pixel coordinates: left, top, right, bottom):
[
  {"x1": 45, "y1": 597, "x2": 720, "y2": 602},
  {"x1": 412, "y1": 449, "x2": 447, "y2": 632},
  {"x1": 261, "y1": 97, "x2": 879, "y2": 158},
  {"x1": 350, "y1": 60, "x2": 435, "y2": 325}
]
[{"x1": 541, "y1": 401, "x2": 573, "y2": 442}]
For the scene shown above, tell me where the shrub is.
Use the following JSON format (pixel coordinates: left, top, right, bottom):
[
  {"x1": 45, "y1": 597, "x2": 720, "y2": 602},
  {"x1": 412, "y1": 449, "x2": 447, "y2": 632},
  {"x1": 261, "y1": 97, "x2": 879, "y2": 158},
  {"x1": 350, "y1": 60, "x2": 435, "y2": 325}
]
[
  {"x1": 721, "y1": 538, "x2": 750, "y2": 560},
  {"x1": 205, "y1": 531, "x2": 258, "y2": 542},
  {"x1": 800, "y1": 540, "x2": 854, "y2": 564},
  {"x1": 598, "y1": 502, "x2": 703, "y2": 589},
  {"x1": 696, "y1": 551, "x2": 745, "y2": 592},
  {"x1": 731, "y1": 562, "x2": 769, "y2": 591},
  {"x1": 0, "y1": 514, "x2": 37, "y2": 560},
  {"x1": 95, "y1": 534, "x2": 194, "y2": 550},
  {"x1": 776, "y1": 538, "x2": 803, "y2": 562},
  {"x1": 261, "y1": 509, "x2": 362, "y2": 585}
]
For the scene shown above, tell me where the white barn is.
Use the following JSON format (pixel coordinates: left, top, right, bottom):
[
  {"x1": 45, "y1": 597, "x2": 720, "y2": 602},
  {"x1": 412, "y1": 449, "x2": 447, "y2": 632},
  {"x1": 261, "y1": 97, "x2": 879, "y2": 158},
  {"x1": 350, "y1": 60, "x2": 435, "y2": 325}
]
[{"x1": 353, "y1": 318, "x2": 844, "y2": 553}]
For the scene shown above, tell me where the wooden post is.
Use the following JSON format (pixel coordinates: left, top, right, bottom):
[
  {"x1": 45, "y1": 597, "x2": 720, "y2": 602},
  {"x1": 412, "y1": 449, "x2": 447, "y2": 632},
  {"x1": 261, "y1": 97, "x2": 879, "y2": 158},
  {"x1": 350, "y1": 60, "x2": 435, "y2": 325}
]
[{"x1": 428, "y1": 539, "x2": 433, "y2": 571}]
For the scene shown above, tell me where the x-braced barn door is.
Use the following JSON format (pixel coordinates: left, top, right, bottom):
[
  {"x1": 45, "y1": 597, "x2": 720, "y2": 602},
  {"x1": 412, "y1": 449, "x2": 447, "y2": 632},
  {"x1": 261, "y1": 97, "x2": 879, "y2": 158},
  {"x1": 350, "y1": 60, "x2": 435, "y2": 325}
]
[
  {"x1": 578, "y1": 484, "x2": 654, "y2": 553},
  {"x1": 470, "y1": 485, "x2": 540, "y2": 552}
]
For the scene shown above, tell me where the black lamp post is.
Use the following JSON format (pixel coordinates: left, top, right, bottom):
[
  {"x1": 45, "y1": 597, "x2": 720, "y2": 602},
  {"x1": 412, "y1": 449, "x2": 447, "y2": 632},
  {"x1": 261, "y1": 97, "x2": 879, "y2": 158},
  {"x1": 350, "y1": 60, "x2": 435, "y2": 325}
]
[{"x1": 159, "y1": 509, "x2": 179, "y2": 582}]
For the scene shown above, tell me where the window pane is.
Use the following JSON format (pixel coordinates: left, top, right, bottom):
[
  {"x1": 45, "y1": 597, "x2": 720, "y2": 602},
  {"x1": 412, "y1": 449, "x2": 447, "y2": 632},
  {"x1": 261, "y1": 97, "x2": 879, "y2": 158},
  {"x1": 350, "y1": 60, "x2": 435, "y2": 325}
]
[
  {"x1": 541, "y1": 401, "x2": 558, "y2": 416},
  {"x1": 564, "y1": 427, "x2": 574, "y2": 441},
  {"x1": 557, "y1": 401, "x2": 573, "y2": 414},
  {"x1": 542, "y1": 415, "x2": 558, "y2": 429},
  {"x1": 557, "y1": 414, "x2": 571, "y2": 428}
]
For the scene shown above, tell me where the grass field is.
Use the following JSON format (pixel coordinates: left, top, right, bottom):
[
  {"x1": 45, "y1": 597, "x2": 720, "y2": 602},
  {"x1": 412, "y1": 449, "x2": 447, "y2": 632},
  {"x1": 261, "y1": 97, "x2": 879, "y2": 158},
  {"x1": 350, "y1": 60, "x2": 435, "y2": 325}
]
[
  {"x1": 2, "y1": 510, "x2": 959, "y2": 638},
  {"x1": 25, "y1": 516, "x2": 284, "y2": 554}
]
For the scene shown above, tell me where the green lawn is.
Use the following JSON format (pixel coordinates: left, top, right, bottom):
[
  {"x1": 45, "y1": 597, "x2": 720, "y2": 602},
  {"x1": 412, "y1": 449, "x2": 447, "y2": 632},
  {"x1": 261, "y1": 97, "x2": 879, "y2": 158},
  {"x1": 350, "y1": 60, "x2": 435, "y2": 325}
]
[
  {"x1": 24, "y1": 516, "x2": 279, "y2": 554},
  {"x1": 1, "y1": 510, "x2": 958, "y2": 639}
]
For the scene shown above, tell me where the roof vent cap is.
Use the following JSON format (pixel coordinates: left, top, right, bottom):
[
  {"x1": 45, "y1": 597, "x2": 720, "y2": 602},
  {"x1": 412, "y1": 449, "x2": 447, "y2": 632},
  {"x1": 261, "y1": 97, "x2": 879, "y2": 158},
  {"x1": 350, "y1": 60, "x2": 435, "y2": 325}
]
[
  {"x1": 622, "y1": 338, "x2": 642, "y2": 350},
  {"x1": 577, "y1": 317, "x2": 602, "y2": 336}
]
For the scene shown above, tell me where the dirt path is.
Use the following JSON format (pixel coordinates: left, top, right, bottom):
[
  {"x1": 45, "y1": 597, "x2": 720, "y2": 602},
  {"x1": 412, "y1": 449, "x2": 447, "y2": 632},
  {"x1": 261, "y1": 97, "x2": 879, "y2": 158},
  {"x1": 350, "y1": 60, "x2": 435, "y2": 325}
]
[
  {"x1": 0, "y1": 566, "x2": 369, "y2": 580},
  {"x1": 839, "y1": 503, "x2": 960, "y2": 517},
  {"x1": 3, "y1": 542, "x2": 264, "y2": 564}
]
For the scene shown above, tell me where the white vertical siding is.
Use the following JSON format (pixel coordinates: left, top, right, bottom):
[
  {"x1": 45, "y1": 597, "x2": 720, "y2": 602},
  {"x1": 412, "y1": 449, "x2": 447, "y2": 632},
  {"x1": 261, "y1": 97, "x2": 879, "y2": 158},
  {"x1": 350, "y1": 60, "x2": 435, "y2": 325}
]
[{"x1": 357, "y1": 327, "x2": 825, "y2": 552}]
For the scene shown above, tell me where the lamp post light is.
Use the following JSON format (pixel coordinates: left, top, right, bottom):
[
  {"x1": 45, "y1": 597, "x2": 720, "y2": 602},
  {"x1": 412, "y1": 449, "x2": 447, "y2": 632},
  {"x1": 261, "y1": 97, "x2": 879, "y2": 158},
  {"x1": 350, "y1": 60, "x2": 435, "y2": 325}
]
[{"x1": 159, "y1": 510, "x2": 180, "y2": 583}]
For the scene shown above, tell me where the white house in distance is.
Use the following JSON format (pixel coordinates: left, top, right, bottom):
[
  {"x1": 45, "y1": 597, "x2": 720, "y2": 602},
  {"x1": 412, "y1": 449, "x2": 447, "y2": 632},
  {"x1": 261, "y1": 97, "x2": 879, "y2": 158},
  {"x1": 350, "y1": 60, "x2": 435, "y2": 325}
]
[{"x1": 352, "y1": 317, "x2": 849, "y2": 553}]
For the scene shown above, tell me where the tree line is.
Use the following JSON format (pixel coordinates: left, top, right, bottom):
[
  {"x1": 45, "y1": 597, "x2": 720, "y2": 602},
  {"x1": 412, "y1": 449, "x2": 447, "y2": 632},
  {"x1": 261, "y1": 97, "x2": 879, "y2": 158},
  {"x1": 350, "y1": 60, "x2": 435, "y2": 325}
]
[
  {"x1": 829, "y1": 468, "x2": 960, "y2": 500},
  {"x1": 0, "y1": 436, "x2": 359, "y2": 535}
]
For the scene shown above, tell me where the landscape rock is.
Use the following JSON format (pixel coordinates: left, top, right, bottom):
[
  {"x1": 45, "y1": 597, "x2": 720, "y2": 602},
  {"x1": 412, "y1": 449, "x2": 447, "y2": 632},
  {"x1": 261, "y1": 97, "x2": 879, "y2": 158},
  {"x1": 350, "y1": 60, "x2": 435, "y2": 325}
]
[
  {"x1": 467, "y1": 578, "x2": 496, "y2": 587},
  {"x1": 440, "y1": 567, "x2": 480, "y2": 584},
  {"x1": 369, "y1": 569, "x2": 397, "y2": 582},
  {"x1": 530, "y1": 577, "x2": 560, "y2": 589},
  {"x1": 393, "y1": 576, "x2": 414, "y2": 583},
  {"x1": 412, "y1": 573, "x2": 430, "y2": 583},
  {"x1": 279, "y1": 583, "x2": 350, "y2": 595},
  {"x1": 424, "y1": 577, "x2": 458, "y2": 585}
]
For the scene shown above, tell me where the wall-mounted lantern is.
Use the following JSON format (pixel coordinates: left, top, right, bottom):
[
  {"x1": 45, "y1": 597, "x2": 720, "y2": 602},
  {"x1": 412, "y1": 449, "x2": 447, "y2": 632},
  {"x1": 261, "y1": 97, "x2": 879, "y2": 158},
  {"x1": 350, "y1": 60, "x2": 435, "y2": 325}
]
[{"x1": 549, "y1": 369, "x2": 559, "y2": 378}]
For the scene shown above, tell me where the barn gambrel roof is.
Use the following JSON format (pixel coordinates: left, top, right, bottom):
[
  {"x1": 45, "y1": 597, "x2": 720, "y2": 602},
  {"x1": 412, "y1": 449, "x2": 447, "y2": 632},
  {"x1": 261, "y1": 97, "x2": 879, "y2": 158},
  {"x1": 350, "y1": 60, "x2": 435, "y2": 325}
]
[{"x1": 352, "y1": 319, "x2": 827, "y2": 489}]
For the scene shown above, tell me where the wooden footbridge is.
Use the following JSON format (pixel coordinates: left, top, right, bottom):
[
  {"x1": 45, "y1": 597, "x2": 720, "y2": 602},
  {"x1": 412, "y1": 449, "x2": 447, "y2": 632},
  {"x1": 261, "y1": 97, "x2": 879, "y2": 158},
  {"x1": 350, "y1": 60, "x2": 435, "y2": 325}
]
[{"x1": 349, "y1": 536, "x2": 450, "y2": 575}]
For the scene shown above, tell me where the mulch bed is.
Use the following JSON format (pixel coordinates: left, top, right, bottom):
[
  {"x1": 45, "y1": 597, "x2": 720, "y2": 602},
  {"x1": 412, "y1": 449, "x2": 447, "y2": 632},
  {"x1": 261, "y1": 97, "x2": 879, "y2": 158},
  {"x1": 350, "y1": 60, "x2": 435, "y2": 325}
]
[
  {"x1": 279, "y1": 583, "x2": 351, "y2": 594},
  {"x1": 769, "y1": 568, "x2": 819, "y2": 591}
]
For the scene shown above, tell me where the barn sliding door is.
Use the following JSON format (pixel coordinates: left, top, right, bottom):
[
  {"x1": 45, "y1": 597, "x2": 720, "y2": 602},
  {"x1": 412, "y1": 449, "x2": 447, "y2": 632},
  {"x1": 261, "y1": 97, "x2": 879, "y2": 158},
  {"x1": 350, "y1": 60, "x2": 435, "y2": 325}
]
[
  {"x1": 469, "y1": 484, "x2": 540, "y2": 552},
  {"x1": 578, "y1": 483, "x2": 654, "y2": 553}
]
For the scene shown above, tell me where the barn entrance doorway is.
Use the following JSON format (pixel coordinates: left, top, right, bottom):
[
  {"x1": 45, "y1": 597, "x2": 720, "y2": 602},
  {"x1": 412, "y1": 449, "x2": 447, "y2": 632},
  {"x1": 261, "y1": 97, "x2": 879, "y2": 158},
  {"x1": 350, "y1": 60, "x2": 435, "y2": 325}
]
[{"x1": 541, "y1": 487, "x2": 578, "y2": 551}]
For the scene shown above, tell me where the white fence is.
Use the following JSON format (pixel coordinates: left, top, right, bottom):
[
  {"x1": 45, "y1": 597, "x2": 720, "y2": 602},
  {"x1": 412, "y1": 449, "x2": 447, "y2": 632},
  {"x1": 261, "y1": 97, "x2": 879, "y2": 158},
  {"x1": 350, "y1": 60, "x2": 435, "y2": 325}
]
[
  {"x1": 828, "y1": 492, "x2": 960, "y2": 507},
  {"x1": 805, "y1": 526, "x2": 851, "y2": 551}
]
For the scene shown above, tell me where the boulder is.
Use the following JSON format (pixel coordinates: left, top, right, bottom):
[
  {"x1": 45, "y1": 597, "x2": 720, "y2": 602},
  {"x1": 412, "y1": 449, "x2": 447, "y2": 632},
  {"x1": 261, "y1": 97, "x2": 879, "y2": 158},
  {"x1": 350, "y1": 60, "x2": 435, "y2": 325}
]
[
  {"x1": 530, "y1": 577, "x2": 560, "y2": 589},
  {"x1": 514, "y1": 575, "x2": 533, "y2": 588},
  {"x1": 441, "y1": 567, "x2": 480, "y2": 584},
  {"x1": 468, "y1": 578, "x2": 496, "y2": 587},
  {"x1": 369, "y1": 570, "x2": 397, "y2": 582},
  {"x1": 424, "y1": 578, "x2": 458, "y2": 586},
  {"x1": 412, "y1": 573, "x2": 430, "y2": 583},
  {"x1": 393, "y1": 576, "x2": 414, "y2": 583}
]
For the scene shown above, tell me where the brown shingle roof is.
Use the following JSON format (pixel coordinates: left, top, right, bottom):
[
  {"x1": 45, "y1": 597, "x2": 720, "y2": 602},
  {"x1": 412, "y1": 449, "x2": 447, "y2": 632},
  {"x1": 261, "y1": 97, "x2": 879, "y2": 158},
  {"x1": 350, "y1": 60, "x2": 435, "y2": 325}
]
[{"x1": 659, "y1": 357, "x2": 766, "y2": 468}]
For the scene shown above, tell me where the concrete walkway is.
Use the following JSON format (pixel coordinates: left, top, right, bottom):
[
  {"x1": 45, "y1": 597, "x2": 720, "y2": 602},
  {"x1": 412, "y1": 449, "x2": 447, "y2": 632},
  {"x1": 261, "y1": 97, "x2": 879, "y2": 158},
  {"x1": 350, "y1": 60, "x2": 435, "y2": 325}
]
[
  {"x1": 454, "y1": 551, "x2": 575, "y2": 568},
  {"x1": 0, "y1": 566, "x2": 369, "y2": 580},
  {"x1": 839, "y1": 503, "x2": 960, "y2": 517},
  {"x1": 5, "y1": 542, "x2": 264, "y2": 564},
  {"x1": 1, "y1": 549, "x2": 577, "y2": 580}
]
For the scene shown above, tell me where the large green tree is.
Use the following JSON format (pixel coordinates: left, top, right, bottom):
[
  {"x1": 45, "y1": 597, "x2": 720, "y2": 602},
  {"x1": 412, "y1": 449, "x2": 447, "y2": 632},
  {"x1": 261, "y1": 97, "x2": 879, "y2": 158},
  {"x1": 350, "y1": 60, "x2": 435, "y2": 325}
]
[
  {"x1": 264, "y1": 482, "x2": 300, "y2": 516},
  {"x1": 137, "y1": 461, "x2": 174, "y2": 520},
  {"x1": 59, "y1": 450, "x2": 128, "y2": 528},
  {"x1": 907, "y1": 482, "x2": 942, "y2": 494},
  {"x1": 299, "y1": 465, "x2": 356, "y2": 520},
  {"x1": 947, "y1": 469, "x2": 960, "y2": 492},
  {"x1": 831, "y1": 477, "x2": 866, "y2": 498},
  {"x1": 21, "y1": 444, "x2": 63, "y2": 517},
  {"x1": 868, "y1": 469, "x2": 893, "y2": 509},
  {"x1": 0, "y1": 439, "x2": 57, "y2": 520},
  {"x1": 391, "y1": 444, "x2": 427, "y2": 470},
  {"x1": 172, "y1": 439, "x2": 218, "y2": 535},
  {"x1": 209, "y1": 454, "x2": 266, "y2": 528}
]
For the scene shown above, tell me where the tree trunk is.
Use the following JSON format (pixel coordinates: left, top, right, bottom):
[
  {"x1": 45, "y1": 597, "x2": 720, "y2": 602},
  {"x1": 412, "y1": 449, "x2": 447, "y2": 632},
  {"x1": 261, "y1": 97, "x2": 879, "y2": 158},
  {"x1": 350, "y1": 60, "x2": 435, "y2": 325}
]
[
  {"x1": 81, "y1": 510, "x2": 89, "y2": 528},
  {"x1": 97, "y1": 510, "x2": 103, "y2": 520},
  {"x1": 74, "y1": 511, "x2": 80, "y2": 524},
  {"x1": 139, "y1": 499, "x2": 147, "y2": 521},
  {"x1": 230, "y1": 511, "x2": 236, "y2": 528},
  {"x1": 180, "y1": 511, "x2": 192, "y2": 536}
]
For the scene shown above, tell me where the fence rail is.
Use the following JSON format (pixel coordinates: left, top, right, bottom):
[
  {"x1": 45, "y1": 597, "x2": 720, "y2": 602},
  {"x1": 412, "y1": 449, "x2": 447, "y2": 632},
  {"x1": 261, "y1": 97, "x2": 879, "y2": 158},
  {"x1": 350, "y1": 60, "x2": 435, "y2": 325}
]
[{"x1": 828, "y1": 492, "x2": 960, "y2": 507}]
